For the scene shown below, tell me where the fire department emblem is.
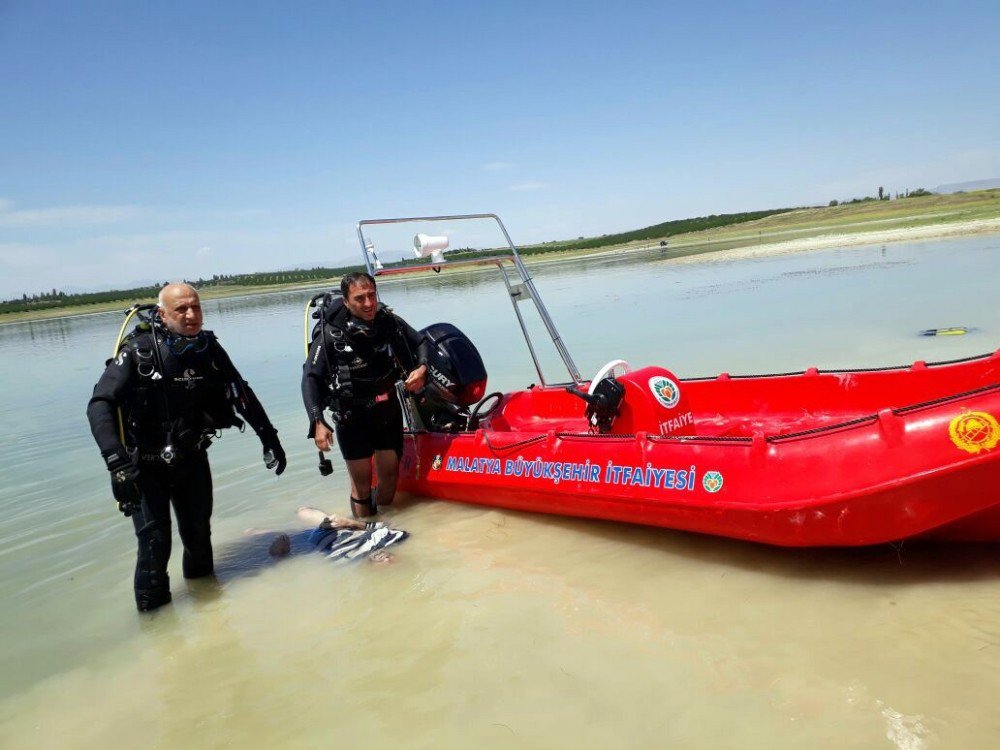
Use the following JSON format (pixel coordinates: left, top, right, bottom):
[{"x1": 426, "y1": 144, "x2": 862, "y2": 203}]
[
  {"x1": 702, "y1": 471, "x2": 724, "y2": 493},
  {"x1": 949, "y1": 410, "x2": 999, "y2": 454},
  {"x1": 649, "y1": 376, "x2": 680, "y2": 409},
  {"x1": 432, "y1": 454, "x2": 442, "y2": 470}
]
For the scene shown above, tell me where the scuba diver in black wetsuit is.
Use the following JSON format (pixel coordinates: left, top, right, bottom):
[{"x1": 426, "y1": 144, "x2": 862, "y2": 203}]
[
  {"x1": 302, "y1": 272, "x2": 430, "y2": 518},
  {"x1": 86, "y1": 283, "x2": 286, "y2": 612}
]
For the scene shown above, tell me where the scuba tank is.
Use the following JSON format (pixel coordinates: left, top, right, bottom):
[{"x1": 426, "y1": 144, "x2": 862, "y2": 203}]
[
  {"x1": 112, "y1": 304, "x2": 167, "y2": 458},
  {"x1": 303, "y1": 290, "x2": 342, "y2": 357},
  {"x1": 304, "y1": 290, "x2": 356, "y2": 423}
]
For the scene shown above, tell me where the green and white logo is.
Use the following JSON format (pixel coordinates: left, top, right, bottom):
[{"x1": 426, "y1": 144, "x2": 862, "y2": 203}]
[
  {"x1": 702, "y1": 471, "x2": 724, "y2": 493},
  {"x1": 648, "y1": 375, "x2": 681, "y2": 409}
]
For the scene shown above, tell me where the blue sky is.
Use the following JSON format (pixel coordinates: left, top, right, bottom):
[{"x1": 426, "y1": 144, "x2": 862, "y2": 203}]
[{"x1": 1, "y1": 1, "x2": 998, "y2": 298}]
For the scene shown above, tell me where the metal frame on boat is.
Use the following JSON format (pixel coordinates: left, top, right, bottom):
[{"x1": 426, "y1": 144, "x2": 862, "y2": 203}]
[{"x1": 357, "y1": 213, "x2": 582, "y2": 388}]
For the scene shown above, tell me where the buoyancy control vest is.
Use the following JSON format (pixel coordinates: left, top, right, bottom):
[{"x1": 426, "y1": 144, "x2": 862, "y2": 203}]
[
  {"x1": 118, "y1": 326, "x2": 244, "y2": 454},
  {"x1": 310, "y1": 295, "x2": 414, "y2": 407}
]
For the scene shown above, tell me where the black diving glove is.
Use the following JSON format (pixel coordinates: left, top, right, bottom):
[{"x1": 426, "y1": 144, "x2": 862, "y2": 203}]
[
  {"x1": 104, "y1": 451, "x2": 141, "y2": 517},
  {"x1": 261, "y1": 433, "x2": 287, "y2": 476}
]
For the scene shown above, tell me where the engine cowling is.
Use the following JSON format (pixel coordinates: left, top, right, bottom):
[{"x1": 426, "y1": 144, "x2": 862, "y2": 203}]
[{"x1": 416, "y1": 323, "x2": 487, "y2": 431}]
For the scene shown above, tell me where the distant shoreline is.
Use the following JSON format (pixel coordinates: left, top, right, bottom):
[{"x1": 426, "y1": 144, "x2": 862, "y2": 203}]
[
  {"x1": 4, "y1": 200, "x2": 999, "y2": 327},
  {"x1": 664, "y1": 216, "x2": 1000, "y2": 265}
]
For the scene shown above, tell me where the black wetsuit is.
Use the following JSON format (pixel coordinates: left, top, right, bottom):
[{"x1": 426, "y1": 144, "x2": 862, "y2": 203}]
[
  {"x1": 87, "y1": 328, "x2": 279, "y2": 611},
  {"x1": 301, "y1": 303, "x2": 428, "y2": 461}
]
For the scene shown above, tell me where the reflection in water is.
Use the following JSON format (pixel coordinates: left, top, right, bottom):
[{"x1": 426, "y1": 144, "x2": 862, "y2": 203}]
[
  {"x1": 1, "y1": 235, "x2": 999, "y2": 748},
  {"x1": 3, "y1": 313, "x2": 82, "y2": 347},
  {"x1": 28, "y1": 317, "x2": 69, "y2": 346},
  {"x1": 211, "y1": 288, "x2": 313, "y2": 317}
]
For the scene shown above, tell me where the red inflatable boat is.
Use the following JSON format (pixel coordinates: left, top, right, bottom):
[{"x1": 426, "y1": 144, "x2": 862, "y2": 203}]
[{"x1": 356, "y1": 214, "x2": 1000, "y2": 546}]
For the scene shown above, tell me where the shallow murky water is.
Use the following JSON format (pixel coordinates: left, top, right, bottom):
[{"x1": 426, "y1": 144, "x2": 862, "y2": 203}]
[{"x1": 1, "y1": 234, "x2": 998, "y2": 748}]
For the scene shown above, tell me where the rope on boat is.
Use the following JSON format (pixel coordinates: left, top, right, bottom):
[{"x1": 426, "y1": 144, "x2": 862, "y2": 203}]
[
  {"x1": 483, "y1": 433, "x2": 547, "y2": 455},
  {"x1": 754, "y1": 381, "x2": 1000, "y2": 444},
  {"x1": 556, "y1": 432, "x2": 637, "y2": 442},
  {"x1": 417, "y1": 381, "x2": 1000, "y2": 451},
  {"x1": 817, "y1": 353, "x2": 994, "y2": 374},
  {"x1": 649, "y1": 434, "x2": 753, "y2": 444},
  {"x1": 555, "y1": 382, "x2": 1000, "y2": 446},
  {"x1": 892, "y1": 381, "x2": 1000, "y2": 415},
  {"x1": 684, "y1": 349, "x2": 998, "y2": 381},
  {"x1": 766, "y1": 415, "x2": 878, "y2": 442}
]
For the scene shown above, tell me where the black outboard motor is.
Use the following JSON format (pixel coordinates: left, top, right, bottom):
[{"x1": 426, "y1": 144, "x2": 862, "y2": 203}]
[{"x1": 416, "y1": 323, "x2": 488, "y2": 432}]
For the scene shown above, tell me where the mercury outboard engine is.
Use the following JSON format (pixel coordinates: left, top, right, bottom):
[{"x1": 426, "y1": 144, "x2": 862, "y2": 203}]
[{"x1": 416, "y1": 323, "x2": 488, "y2": 432}]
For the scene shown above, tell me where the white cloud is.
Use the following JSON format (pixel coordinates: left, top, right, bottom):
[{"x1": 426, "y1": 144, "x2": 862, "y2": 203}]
[
  {"x1": 0, "y1": 243, "x2": 59, "y2": 268},
  {"x1": 0, "y1": 201, "x2": 142, "y2": 228},
  {"x1": 0, "y1": 222, "x2": 353, "y2": 299},
  {"x1": 509, "y1": 181, "x2": 548, "y2": 192},
  {"x1": 814, "y1": 146, "x2": 1000, "y2": 202},
  {"x1": 109, "y1": 249, "x2": 160, "y2": 266}
]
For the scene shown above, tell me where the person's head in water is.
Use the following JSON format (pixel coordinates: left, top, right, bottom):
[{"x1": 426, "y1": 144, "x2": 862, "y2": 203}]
[
  {"x1": 158, "y1": 283, "x2": 203, "y2": 337},
  {"x1": 340, "y1": 272, "x2": 378, "y2": 323}
]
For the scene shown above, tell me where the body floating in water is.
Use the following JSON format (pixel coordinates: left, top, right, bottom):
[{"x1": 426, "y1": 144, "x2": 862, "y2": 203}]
[{"x1": 268, "y1": 507, "x2": 409, "y2": 563}]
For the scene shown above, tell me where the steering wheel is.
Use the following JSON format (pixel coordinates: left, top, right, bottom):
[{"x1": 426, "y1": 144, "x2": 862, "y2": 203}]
[
  {"x1": 587, "y1": 359, "x2": 630, "y2": 395},
  {"x1": 469, "y1": 392, "x2": 504, "y2": 427}
]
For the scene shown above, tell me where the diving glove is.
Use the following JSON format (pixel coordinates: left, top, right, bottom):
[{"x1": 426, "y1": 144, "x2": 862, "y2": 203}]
[
  {"x1": 261, "y1": 433, "x2": 287, "y2": 476},
  {"x1": 104, "y1": 451, "x2": 141, "y2": 517}
]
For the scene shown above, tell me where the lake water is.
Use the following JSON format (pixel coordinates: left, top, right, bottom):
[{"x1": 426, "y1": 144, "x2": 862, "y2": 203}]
[{"x1": 1, "y1": 234, "x2": 998, "y2": 749}]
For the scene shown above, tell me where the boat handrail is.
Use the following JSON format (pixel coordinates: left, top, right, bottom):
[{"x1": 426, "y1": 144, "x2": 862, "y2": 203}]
[
  {"x1": 370, "y1": 254, "x2": 515, "y2": 277},
  {"x1": 355, "y1": 213, "x2": 583, "y2": 387}
]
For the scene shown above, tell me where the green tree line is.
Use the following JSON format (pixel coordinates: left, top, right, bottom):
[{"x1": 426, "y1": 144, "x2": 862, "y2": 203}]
[
  {"x1": 445, "y1": 207, "x2": 798, "y2": 261},
  {"x1": 1, "y1": 266, "x2": 355, "y2": 314},
  {"x1": 2, "y1": 207, "x2": 801, "y2": 315}
]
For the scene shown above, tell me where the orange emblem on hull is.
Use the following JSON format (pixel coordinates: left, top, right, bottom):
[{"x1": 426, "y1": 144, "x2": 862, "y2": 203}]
[{"x1": 949, "y1": 410, "x2": 1000, "y2": 454}]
